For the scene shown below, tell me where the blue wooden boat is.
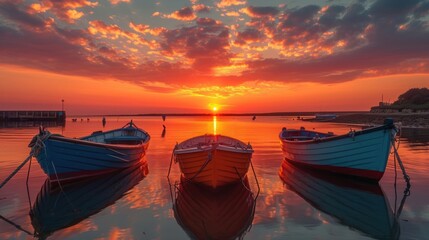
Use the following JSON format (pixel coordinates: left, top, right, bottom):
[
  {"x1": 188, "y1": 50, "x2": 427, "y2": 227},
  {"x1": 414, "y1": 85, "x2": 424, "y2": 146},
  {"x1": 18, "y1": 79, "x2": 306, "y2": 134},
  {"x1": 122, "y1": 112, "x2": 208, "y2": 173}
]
[
  {"x1": 279, "y1": 161, "x2": 399, "y2": 239},
  {"x1": 279, "y1": 118, "x2": 397, "y2": 181},
  {"x1": 31, "y1": 162, "x2": 148, "y2": 239},
  {"x1": 29, "y1": 121, "x2": 150, "y2": 182},
  {"x1": 173, "y1": 177, "x2": 255, "y2": 240}
]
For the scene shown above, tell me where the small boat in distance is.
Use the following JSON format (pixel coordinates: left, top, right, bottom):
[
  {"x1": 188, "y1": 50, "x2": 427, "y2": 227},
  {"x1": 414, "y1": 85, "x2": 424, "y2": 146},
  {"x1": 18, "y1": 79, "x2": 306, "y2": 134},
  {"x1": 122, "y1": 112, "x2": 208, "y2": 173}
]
[
  {"x1": 301, "y1": 114, "x2": 337, "y2": 122},
  {"x1": 173, "y1": 134, "x2": 253, "y2": 188},
  {"x1": 279, "y1": 118, "x2": 397, "y2": 181},
  {"x1": 29, "y1": 121, "x2": 150, "y2": 182}
]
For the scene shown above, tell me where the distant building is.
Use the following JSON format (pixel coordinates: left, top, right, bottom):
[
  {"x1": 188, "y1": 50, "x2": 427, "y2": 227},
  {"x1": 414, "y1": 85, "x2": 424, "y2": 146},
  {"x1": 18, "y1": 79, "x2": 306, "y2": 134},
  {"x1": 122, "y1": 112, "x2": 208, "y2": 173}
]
[{"x1": 378, "y1": 102, "x2": 391, "y2": 107}]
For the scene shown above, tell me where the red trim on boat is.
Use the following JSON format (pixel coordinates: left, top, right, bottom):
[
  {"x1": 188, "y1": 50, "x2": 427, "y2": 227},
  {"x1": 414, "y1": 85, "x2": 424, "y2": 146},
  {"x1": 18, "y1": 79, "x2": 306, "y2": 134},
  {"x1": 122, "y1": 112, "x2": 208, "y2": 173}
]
[{"x1": 286, "y1": 159, "x2": 384, "y2": 182}]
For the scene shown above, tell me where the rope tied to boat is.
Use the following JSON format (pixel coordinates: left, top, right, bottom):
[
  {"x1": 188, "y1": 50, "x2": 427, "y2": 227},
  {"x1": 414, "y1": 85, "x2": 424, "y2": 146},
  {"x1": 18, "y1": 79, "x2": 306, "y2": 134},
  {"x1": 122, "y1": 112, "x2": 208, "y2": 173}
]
[
  {"x1": 186, "y1": 151, "x2": 213, "y2": 181},
  {"x1": 167, "y1": 143, "x2": 178, "y2": 180},
  {"x1": 391, "y1": 126, "x2": 411, "y2": 191},
  {"x1": 0, "y1": 128, "x2": 51, "y2": 190}
]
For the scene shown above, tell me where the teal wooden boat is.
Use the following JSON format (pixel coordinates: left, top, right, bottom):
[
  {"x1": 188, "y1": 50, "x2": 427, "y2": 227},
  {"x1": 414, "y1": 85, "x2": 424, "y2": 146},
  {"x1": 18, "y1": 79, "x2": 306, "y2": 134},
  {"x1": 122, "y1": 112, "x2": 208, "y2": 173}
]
[
  {"x1": 279, "y1": 160, "x2": 399, "y2": 239},
  {"x1": 30, "y1": 162, "x2": 148, "y2": 239},
  {"x1": 29, "y1": 121, "x2": 150, "y2": 182},
  {"x1": 279, "y1": 118, "x2": 397, "y2": 181}
]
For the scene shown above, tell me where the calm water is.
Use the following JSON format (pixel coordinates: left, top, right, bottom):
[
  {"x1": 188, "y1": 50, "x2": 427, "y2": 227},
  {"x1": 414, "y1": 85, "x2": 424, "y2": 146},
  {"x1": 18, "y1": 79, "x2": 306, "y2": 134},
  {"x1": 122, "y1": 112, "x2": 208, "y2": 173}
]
[{"x1": 0, "y1": 116, "x2": 428, "y2": 240}]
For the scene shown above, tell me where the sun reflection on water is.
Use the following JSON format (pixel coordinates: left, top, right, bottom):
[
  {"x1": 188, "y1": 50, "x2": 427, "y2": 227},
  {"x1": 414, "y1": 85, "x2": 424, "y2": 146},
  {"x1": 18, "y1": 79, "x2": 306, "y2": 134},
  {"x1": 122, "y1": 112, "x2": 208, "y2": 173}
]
[{"x1": 213, "y1": 115, "x2": 217, "y2": 135}]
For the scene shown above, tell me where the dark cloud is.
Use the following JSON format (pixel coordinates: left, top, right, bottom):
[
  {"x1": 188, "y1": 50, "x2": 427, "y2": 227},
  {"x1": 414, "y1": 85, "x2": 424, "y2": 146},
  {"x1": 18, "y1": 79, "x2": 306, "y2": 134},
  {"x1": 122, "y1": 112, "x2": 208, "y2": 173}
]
[
  {"x1": 0, "y1": 1, "x2": 46, "y2": 29},
  {"x1": 243, "y1": 6, "x2": 279, "y2": 18},
  {"x1": 369, "y1": 0, "x2": 421, "y2": 17},
  {"x1": 160, "y1": 18, "x2": 232, "y2": 71},
  {"x1": 283, "y1": 5, "x2": 320, "y2": 26},
  {"x1": 176, "y1": 7, "x2": 193, "y2": 18},
  {"x1": 235, "y1": 28, "x2": 263, "y2": 45},
  {"x1": 318, "y1": 5, "x2": 346, "y2": 29},
  {"x1": 414, "y1": 1, "x2": 429, "y2": 17},
  {"x1": 237, "y1": 0, "x2": 429, "y2": 83},
  {"x1": 166, "y1": 6, "x2": 197, "y2": 21}
]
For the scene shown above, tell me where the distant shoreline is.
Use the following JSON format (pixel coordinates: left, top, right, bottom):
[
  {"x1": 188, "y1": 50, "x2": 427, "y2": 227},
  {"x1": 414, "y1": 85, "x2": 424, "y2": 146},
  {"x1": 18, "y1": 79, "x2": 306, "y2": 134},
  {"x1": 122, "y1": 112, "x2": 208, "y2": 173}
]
[
  {"x1": 67, "y1": 111, "x2": 429, "y2": 128},
  {"x1": 327, "y1": 113, "x2": 429, "y2": 128},
  {"x1": 69, "y1": 111, "x2": 367, "y2": 117}
]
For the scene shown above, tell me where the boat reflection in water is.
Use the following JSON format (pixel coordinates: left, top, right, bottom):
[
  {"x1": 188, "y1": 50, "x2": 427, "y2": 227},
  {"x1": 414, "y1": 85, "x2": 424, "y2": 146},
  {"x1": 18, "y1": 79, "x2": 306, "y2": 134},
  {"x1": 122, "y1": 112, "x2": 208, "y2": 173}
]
[
  {"x1": 172, "y1": 177, "x2": 256, "y2": 240},
  {"x1": 279, "y1": 160, "x2": 400, "y2": 240},
  {"x1": 30, "y1": 159, "x2": 148, "y2": 239}
]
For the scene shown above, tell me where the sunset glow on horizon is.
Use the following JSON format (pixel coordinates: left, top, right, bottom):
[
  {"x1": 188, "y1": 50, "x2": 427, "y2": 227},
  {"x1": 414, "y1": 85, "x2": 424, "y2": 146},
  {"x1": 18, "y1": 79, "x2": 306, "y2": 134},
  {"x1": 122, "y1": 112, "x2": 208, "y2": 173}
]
[{"x1": 1, "y1": 0, "x2": 428, "y2": 115}]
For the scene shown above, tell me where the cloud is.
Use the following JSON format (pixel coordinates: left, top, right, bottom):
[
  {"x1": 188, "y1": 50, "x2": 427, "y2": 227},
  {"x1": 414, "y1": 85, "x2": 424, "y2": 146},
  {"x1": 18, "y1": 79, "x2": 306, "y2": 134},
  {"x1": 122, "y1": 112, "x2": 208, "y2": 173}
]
[
  {"x1": 27, "y1": 0, "x2": 98, "y2": 23},
  {"x1": 165, "y1": 7, "x2": 197, "y2": 21},
  {"x1": 235, "y1": 28, "x2": 264, "y2": 45},
  {"x1": 65, "y1": 9, "x2": 84, "y2": 20},
  {"x1": 0, "y1": 1, "x2": 47, "y2": 29},
  {"x1": 179, "y1": 85, "x2": 254, "y2": 98},
  {"x1": 241, "y1": 6, "x2": 280, "y2": 18},
  {"x1": 88, "y1": 20, "x2": 154, "y2": 48},
  {"x1": 109, "y1": 0, "x2": 131, "y2": 5},
  {"x1": 216, "y1": 0, "x2": 246, "y2": 8},
  {"x1": 1, "y1": 0, "x2": 429, "y2": 96},
  {"x1": 192, "y1": 4, "x2": 210, "y2": 13},
  {"x1": 159, "y1": 18, "x2": 232, "y2": 71},
  {"x1": 233, "y1": 0, "x2": 429, "y2": 83},
  {"x1": 129, "y1": 22, "x2": 166, "y2": 36},
  {"x1": 225, "y1": 11, "x2": 240, "y2": 17}
]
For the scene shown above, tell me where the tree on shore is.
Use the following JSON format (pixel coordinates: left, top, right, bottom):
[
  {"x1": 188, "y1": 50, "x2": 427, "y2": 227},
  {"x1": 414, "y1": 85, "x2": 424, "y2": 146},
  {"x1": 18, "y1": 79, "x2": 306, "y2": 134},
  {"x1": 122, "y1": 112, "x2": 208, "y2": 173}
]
[{"x1": 393, "y1": 88, "x2": 429, "y2": 107}]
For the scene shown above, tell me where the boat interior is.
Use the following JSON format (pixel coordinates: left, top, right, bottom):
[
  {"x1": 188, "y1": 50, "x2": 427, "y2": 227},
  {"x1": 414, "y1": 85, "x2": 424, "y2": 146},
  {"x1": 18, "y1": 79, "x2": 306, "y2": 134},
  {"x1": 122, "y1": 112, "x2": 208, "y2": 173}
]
[
  {"x1": 82, "y1": 128, "x2": 149, "y2": 145},
  {"x1": 281, "y1": 127, "x2": 334, "y2": 141},
  {"x1": 177, "y1": 134, "x2": 250, "y2": 150}
]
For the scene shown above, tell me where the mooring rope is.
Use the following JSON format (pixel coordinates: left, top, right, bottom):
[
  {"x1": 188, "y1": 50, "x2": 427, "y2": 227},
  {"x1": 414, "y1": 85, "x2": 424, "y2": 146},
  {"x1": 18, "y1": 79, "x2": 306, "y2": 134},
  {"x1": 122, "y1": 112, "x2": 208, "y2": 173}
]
[
  {"x1": 187, "y1": 151, "x2": 212, "y2": 181},
  {"x1": 392, "y1": 139, "x2": 411, "y2": 191},
  {"x1": 0, "y1": 130, "x2": 50, "y2": 190},
  {"x1": 0, "y1": 214, "x2": 33, "y2": 236},
  {"x1": 167, "y1": 144, "x2": 177, "y2": 180},
  {"x1": 391, "y1": 125, "x2": 411, "y2": 191}
]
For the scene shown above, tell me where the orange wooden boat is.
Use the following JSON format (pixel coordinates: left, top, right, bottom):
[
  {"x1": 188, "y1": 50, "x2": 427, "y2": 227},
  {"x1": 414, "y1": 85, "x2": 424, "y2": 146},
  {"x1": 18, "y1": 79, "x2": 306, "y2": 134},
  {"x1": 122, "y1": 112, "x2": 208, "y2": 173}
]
[
  {"x1": 173, "y1": 177, "x2": 256, "y2": 239},
  {"x1": 172, "y1": 134, "x2": 253, "y2": 188}
]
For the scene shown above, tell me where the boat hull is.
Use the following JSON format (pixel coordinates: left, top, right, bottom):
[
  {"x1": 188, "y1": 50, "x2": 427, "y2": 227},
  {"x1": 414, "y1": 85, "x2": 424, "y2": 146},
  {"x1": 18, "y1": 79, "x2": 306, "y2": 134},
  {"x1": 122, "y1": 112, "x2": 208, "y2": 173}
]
[
  {"x1": 31, "y1": 162, "x2": 148, "y2": 238},
  {"x1": 279, "y1": 161, "x2": 398, "y2": 239},
  {"x1": 34, "y1": 135, "x2": 148, "y2": 182},
  {"x1": 174, "y1": 178, "x2": 255, "y2": 240},
  {"x1": 175, "y1": 147, "x2": 252, "y2": 188},
  {"x1": 280, "y1": 124, "x2": 396, "y2": 181}
]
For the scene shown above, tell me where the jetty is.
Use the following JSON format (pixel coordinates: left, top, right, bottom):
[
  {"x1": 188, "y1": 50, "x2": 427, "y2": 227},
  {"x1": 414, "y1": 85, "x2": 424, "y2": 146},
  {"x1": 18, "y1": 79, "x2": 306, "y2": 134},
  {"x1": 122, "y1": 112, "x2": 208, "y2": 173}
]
[{"x1": 0, "y1": 111, "x2": 66, "y2": 122}]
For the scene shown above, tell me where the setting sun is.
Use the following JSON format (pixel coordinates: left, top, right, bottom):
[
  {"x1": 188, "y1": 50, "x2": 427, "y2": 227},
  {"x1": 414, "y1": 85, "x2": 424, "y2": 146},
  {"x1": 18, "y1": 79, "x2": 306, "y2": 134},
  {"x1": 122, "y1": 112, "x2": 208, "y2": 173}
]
[{"x1": 209, "y1": 103, "x2": 219, "y2": 113}]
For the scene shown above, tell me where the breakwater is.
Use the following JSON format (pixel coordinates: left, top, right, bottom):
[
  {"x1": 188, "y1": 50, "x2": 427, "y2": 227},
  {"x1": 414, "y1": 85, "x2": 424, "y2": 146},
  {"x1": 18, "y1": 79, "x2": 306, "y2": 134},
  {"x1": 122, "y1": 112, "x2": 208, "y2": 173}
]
[{"x1": 0, "y1": 111, "x2": 66, "y2": 122}]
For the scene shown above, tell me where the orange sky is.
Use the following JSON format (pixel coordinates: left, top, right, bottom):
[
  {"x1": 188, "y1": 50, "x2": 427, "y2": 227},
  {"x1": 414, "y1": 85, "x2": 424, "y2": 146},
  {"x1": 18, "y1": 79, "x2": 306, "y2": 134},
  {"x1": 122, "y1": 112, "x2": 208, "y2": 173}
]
[
  {"x1": 1, "y1": 65, "x2": 428, "y2": 115},
  {"x1": 0, "y1": 0, "x2": 428, "y2": 114}
]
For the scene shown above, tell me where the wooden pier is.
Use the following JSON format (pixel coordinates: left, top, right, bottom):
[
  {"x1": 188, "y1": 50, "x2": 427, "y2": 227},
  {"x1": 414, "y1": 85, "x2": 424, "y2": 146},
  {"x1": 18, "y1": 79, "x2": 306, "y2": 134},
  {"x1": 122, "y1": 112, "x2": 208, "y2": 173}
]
[{"x1": 0, "y1": 111, "x2": 66, "y2": 122}]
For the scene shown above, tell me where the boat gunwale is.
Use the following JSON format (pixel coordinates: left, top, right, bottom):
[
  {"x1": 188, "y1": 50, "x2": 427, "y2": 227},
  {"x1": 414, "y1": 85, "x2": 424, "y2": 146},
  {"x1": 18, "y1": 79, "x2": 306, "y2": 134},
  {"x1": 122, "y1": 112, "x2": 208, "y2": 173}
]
[
  {"x1": 279, "y1": 123, "x2": 394, "y2": 145},
  {"x1": 80, "y1": 125, "x2": 150, "y2": 141},
  {"x1": 47, "y1": 133, "x2": 149, "y2": 150},
  {"x1": 175, "y1": 134, "x2": 252, "y2": 153},
  {"x1": 174, "y1": 145, "x2": 254, "y2": 155}
]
